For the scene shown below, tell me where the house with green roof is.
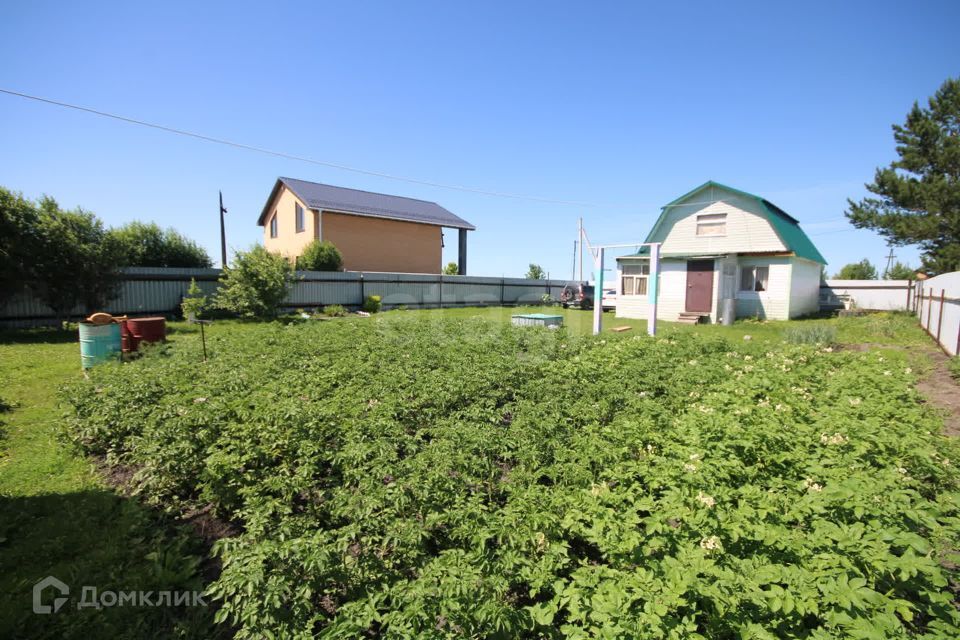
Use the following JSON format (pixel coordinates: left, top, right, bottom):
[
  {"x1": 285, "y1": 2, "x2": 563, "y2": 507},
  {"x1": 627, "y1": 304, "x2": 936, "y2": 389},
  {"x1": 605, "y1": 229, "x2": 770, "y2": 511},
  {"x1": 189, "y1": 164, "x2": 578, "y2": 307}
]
[{"x1": 616, "y1": 181, "x2": 827, "y2": 323}]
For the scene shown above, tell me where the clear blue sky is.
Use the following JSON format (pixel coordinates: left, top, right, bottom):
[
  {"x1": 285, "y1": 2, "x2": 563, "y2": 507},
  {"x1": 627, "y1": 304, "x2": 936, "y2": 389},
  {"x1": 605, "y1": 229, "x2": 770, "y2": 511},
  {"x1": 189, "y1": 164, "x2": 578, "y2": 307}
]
[{"x1": 2, "y1": 1, "x2": 957, "y2": 278}]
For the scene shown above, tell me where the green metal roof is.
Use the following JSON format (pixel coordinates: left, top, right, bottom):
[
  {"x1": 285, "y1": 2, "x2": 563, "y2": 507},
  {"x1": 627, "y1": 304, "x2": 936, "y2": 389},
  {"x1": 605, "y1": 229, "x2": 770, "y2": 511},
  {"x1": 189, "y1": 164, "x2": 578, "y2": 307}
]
[{"x1": 627, "y1": 181, "x2": 826, "y2": 264}]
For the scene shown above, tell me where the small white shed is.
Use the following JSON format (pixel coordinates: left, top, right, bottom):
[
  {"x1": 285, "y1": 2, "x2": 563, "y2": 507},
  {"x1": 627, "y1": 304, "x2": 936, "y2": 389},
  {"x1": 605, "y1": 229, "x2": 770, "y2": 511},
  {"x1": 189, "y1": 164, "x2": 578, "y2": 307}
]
[{"x1": 616, "y1": 181, "x2": 827, "y2": 323}]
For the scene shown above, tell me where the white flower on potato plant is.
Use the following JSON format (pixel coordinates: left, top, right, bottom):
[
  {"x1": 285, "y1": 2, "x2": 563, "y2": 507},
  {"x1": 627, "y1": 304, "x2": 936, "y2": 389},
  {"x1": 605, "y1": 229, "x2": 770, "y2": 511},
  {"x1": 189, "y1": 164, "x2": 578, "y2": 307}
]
[
  {"x1": 803, "y1": 477, "x2": 823, "y2": 492},
  {"x1": 883, "y1": 370, "x2": 892, "y2": 376},
  {"x1": 689, "y1": 453, "x2": 701, "y2": 461},
  {"x1": 688, "y1": 359, "x2": 699, "y2": 366},
  {"x1": 744, "y1": 354, "x2": 753, "y2": 361},
  {"x1": 194, "y1": 397, "x2": 207, "y2": 404},
  {"x1": 700, "y1": 535, "x2": 722, "y2": 551},
  {"x1": 898, "y1": 467, "x2": 908, "y2": 475},
  {"x1": 848, "y1": 397, "x2": 862, "y2": 406},
  {"x1": 821, "y1": 347, "x2": 833, "y2": 353},
  {"x1": 743, "y1": 335, "x2": 752, "y2": 341},
  {"x1": 904, "y1": 367, "x2": 912, "y2": 374},
  {"x1": 590, "y1": 481, "x2": 608, "y2": 496},
  {"x1": 696, "y1": 491, "x2": 715, "y2": 507},
  {"x1": 683, "y1": 463, "x2": 698, "y2": 473},
  {"x1": 820, "y1": 432, "x2": 848, "y2": 445}
]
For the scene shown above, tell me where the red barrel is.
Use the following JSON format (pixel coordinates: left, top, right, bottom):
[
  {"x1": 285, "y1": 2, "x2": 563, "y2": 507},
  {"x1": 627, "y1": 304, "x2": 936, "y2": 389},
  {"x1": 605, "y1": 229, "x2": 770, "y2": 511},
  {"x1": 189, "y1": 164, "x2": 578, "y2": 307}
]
[
  {"x1": 120, "y1": 320, "x2": 138, "y2": 353},
  {"x1": 125, "y1": 317, "x2": 166, "y2": 350}
]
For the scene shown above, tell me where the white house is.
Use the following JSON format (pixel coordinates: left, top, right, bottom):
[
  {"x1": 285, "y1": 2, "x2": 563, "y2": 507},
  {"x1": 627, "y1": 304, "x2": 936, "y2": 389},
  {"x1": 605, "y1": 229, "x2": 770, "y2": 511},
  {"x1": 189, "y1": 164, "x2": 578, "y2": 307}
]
[{"x1": 615, "y1": 181, "x2": 826, "y2": 323}]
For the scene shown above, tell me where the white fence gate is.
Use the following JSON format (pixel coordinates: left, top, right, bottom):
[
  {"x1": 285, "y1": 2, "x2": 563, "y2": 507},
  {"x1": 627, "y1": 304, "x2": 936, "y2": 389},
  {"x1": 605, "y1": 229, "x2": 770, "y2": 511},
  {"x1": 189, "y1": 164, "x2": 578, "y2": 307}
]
[{"x1": 914, "y1": 272, "x2": 960, "y2": 356}]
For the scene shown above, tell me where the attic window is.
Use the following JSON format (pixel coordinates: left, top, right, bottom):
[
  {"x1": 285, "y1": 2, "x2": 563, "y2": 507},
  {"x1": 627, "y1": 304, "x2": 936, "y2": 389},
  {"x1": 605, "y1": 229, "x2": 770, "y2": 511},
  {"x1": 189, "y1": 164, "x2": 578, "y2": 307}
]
[
  {"x1": 696, "y1": 213, "x2": 727, "y2": 236},
  {"x1": 269, "y1": 212, "x2": 278, "y2": 238}
]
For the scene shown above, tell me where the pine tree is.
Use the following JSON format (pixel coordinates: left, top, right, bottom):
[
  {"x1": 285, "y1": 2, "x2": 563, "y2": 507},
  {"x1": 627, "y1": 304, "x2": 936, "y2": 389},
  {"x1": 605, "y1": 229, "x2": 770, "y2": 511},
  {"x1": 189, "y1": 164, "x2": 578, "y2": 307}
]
[{"x1": 846, "y1": 77, "x2": 960, "y2": 274}]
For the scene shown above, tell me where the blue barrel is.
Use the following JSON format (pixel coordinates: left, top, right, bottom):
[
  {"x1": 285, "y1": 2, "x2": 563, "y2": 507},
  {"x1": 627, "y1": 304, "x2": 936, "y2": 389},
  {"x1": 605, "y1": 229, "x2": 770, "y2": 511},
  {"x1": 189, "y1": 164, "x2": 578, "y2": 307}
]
[{"x1": 79, "y1": 322, "x2": 122, "y2": 369}]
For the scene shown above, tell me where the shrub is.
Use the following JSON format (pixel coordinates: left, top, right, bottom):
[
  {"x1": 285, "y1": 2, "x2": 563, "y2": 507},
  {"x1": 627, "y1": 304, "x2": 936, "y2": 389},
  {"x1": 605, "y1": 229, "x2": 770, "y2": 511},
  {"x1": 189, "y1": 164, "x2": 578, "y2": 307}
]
[
  {"x1": 180, "y1": 278, "x2": 208, "y2": 321},
  {"x1": 784, "y1": 323, "x2": 837, "y2": 345},
  {"x1": 214, "y1": 246, "x2": 293, "y2": 319},
  {"x1": 110, "y1": 221, "x2": 212, "y2": 268},
  {"x1": 323, "y1": 304, "x2": 347, "y2": 317},
  {"x1": 362, "y1": 294, "x2": 381, "y2": 313},
  {"x1": 296, "y1": 240, "x2": 343, "y2": 272}
]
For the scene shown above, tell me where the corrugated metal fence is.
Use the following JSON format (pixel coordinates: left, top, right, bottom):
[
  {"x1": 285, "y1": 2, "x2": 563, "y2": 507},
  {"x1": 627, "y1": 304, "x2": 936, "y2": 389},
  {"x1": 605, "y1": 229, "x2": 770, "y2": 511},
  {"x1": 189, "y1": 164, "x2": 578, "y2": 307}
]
[
  {"x1": 819, "y1": 279, "x2": 913, "y2": 311},
  {"x1": 0, "y1": 267, "x2": 572, "y2": 328},
  {"x1": 914, "y1": 272, "x2": 960, "y2": 356}
]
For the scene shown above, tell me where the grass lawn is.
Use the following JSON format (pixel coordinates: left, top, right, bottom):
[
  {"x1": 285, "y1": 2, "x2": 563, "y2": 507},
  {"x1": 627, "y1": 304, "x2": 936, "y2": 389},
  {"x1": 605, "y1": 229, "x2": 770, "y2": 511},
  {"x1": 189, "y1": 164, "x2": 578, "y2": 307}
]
[{"x1": 0, "y1": 329, "x2": 221, "y2": 639}]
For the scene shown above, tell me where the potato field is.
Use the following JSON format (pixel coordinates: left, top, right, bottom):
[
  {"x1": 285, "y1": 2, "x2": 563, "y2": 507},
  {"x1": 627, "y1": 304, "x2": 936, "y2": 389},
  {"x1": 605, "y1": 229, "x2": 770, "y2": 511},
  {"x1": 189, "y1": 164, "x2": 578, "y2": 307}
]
[{"x1": 62, "y1": 317, "x2": 960, "y2": 639}]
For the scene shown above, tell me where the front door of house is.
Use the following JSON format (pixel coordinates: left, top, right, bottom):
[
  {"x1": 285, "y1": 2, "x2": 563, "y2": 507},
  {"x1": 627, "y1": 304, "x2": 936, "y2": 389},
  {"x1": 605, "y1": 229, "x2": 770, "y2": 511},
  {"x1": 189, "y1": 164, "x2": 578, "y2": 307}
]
[{"x1": 685, "y1": 260, "x2": 714, "y2": 313}]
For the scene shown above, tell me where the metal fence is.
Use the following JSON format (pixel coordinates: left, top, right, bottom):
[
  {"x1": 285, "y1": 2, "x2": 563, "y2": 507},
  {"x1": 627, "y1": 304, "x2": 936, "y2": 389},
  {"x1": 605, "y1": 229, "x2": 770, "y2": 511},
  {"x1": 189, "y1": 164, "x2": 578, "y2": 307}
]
[
  {"x1": 914, "y1": 272, "x2": 960, "y2": 356},
  {"x1": 0, "y1": 267, "x2": 573, "y2": 328},
  {"x1": 819, "y1": 279, "x2": 914, "y2": 311}
]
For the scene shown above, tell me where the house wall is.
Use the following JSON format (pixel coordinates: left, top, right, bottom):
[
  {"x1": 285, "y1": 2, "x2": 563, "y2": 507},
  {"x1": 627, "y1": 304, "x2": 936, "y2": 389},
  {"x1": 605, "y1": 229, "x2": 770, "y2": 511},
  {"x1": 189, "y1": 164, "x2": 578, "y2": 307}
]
[
  {"x1": 262, "y1": 185, "x2": 318, "y2": 259},
  {"x1": 321, "y1": 211, "x2": 442, "y2": 273},
  {"x1": 615, "y1": 259, "x2": 700, "y2": 321},
  {"x1": 735, "y1": 256, "x2": 792, "y2": 320},
  {"x1": 658, "y1": 187, "x2": 787, "y2": 255},
  {"x1": 788, "y1": 258, "x2": 822, "y2": 317}
]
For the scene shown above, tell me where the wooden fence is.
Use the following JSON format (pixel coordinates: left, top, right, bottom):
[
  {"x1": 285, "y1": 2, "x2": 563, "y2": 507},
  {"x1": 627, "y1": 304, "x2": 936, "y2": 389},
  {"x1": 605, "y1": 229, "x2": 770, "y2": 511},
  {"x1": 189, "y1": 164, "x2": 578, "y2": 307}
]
[{"x1": 0, "y1": 267, "x2": 575, "y2": 328}]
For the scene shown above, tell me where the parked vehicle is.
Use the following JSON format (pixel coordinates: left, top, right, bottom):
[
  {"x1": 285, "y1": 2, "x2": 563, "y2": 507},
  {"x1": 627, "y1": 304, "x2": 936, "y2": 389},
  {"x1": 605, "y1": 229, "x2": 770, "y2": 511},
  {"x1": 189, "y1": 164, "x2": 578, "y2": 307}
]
[
  {"x1": 561, "y1": 283, "x2": 594, "y2": 309},
  {"x1": 602, "y1": 288, "x2": 617, "y2": 311}
]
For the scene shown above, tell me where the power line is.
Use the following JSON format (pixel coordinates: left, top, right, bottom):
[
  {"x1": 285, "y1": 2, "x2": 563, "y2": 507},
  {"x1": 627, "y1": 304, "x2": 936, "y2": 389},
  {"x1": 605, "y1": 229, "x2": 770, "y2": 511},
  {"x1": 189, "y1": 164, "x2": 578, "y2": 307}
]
[{"x1": 0, "y1": 87, "x2": 618, "y2": 209}]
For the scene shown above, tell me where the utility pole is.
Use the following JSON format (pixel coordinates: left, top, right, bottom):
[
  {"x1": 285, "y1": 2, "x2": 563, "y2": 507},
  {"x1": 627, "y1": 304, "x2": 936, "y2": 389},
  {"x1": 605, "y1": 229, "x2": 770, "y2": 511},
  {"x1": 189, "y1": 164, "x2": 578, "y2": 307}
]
[
  {"x1": 219, "y1": 191, "x2": 228, "y2": 268},
  {"x1": 571, "y1": 239, "x2": 578, "y2": 280},
  {"x1": 577, "y1": 217, "x2": 583, "y2": 282},
  {"x1": 882, "y1": 244, "x2": 896, "y2": 279}
]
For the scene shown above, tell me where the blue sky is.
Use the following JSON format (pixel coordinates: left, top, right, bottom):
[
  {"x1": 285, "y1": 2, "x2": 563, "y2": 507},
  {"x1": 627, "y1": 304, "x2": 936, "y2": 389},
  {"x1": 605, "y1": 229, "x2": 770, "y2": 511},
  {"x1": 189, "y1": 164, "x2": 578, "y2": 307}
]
[{"x1": 1, "y1": 1, "x2": 957, "y2": 278}]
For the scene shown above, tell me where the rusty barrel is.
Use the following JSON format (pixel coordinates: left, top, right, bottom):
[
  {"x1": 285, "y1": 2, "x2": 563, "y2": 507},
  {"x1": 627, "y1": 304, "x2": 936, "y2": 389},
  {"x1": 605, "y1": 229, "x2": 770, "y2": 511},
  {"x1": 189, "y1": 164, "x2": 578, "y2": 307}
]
[{"x1": 125, "y1": 317, "x2": 167, "y2": 351}]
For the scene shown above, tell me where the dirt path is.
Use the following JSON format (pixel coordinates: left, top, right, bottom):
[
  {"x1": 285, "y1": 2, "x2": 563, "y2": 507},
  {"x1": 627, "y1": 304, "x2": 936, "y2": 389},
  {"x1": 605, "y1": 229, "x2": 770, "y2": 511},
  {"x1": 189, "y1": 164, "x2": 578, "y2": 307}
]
[{"x1": 916, "y1": 348, "x2": 960, "y2": 437}]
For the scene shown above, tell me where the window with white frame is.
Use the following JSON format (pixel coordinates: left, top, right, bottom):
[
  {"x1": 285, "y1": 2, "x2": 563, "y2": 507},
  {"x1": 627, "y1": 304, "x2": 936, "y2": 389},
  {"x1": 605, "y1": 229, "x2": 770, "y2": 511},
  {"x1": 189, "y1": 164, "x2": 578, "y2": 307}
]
[
  {"x1": 621, "y1": 262, "x2": 650, "y2": 296},
  {"x1": 269, "y1": 212, "x2": 278, "y2": 238},
  {"x1": 740, "y1": 265, "x2": 769, "y2": 292},
  {"x1": 295, "y1": 203, "x2": 305, "y2": 233},
  {"x1": 696, "y1": 213, "x2": 727, "y2": 236}
]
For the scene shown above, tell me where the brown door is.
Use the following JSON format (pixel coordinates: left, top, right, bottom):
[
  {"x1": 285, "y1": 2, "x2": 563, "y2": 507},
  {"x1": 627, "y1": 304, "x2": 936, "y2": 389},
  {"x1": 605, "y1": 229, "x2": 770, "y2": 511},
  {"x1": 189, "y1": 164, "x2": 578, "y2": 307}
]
[{"x1": 685, "y1": 260, "x2": 714, "y2": 313}]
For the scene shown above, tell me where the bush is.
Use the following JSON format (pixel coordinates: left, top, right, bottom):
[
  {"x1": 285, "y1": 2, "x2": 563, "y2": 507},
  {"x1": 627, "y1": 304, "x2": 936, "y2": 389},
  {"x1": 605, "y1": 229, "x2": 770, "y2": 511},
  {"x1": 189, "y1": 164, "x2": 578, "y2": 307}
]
[
  {"x1": 180, "y1": 278, "x2": 208, "y2": 321},
  {"x1": 362, "y1": 294, "x2": 381, "y2": 313},
  {"x1": 110, "y1": 221, "x2": 212, "y2": 268},
  {"x1": 214, "y1": 246, "x2": 293, "y2": 319},
  {"x1": 784, "y1": 323, "x2": 837, "y2": 345},
  {"x1": 323, "y1": 304, "x2": 347, "y2": 317},
  {"x1": 296, "y1": 240, "x2": 343, "y2": 272}
]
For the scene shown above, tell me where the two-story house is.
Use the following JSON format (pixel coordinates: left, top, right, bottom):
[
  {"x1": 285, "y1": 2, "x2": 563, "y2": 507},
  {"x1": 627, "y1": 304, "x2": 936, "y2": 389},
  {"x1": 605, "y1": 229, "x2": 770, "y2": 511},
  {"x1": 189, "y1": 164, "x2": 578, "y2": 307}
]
[
  {"x1": 257, "y1": 177, "x2": 475, "y2": 274},
  {"x1": 615, "y1": 181, "x2": 827, "y2": 322}
]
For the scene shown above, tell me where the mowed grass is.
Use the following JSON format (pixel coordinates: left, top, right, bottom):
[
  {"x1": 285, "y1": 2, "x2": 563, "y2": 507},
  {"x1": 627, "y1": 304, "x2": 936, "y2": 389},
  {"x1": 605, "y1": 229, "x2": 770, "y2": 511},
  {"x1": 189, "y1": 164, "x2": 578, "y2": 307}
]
[{"x1": 0, "y1": 329, "x2": 220, "y2": 639}]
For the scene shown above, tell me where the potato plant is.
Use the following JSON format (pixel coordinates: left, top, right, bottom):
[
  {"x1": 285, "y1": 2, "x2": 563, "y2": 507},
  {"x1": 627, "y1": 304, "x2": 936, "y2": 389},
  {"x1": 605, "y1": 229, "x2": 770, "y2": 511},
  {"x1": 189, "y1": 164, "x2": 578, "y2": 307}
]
[{"x1": 62, "y1": 318, "x2": 960, "y2": 639}]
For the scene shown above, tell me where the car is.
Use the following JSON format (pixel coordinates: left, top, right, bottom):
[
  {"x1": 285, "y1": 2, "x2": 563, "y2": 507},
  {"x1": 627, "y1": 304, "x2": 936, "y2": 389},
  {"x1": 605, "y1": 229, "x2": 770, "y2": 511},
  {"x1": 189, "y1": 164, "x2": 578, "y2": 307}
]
[
  {"x1": 601, "y1": 288, "x2": 617, "y2": 311},
  {"x1": 560, "y1": 283, "x2": 594, "y2": 309}
]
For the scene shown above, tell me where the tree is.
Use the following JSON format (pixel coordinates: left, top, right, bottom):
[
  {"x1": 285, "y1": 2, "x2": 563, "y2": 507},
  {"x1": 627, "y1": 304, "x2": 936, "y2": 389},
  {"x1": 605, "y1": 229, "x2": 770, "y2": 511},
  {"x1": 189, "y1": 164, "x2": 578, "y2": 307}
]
[
  {"x1": 0, "y1": 187, "x2": 41, "y2": 306},
  {"x1": 835, "y1": 259, "x2": 878, "y2": 280},
  {"x1": 214, "y1": 246, "x2": 293, "y2": 318},
  {"x1": 884, "y1": 262, "x2": 916, "y2": 280},
  {"x1": 525, "y1": 263, "x2": 546, "y2": 279},
  {"x1": 295, "y1": 240, "x2": 343, "y2": 271},
  {"x1": 846, "y1": 77, "x2": 960, "y2": 274},
  {"x1": 442, "y1": 262, "x2": 459, "y2": 275},
  {"x1": 110, "y1": 221, "x2": 212, "y2": 268},
  {"x1": 181, "y1": 278, "x2": 208, "y2": 321},
  {"x1": 31, "y1": 196, "x2": 122, "y2": 322}
]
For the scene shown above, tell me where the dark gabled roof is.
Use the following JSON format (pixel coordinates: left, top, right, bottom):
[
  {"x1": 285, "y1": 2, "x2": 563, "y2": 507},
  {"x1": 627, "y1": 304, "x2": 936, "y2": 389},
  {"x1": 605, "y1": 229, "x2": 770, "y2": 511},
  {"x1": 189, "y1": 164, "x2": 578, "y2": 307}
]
[
  {"x1": 622, "y1": 181, "x2": 826, "y2": 264},
  {"x1": 257, "y1": 177, "x2": 475, "y2": 230}
]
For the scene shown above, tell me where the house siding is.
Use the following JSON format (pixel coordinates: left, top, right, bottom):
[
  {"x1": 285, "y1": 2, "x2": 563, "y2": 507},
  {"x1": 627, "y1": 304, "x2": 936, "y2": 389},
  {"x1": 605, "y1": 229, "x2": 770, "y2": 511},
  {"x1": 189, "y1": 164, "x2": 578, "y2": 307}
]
[
  {"x1": 658, "y1": 188, "x2": 787, "y2": 255},
  {"x1": 788, "y1": 258, "x2": 822, "y2": 318},
  {"x1": 321, "y1": 211, "x2": 442, "y2": 273},
  {"x1": 734, "y1": 256, "x2": 791, "y2": 320},
  {"x1": 262, "y1": 184, "x2": 318, "y2": 259}
]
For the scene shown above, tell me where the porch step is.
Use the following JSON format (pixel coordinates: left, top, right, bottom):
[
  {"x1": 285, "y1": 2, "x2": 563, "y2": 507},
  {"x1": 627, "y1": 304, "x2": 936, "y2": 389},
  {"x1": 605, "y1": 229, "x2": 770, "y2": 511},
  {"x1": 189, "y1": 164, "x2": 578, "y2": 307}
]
[{"x1": 677, "y1": 312, "x2": 707, "y2": 325}]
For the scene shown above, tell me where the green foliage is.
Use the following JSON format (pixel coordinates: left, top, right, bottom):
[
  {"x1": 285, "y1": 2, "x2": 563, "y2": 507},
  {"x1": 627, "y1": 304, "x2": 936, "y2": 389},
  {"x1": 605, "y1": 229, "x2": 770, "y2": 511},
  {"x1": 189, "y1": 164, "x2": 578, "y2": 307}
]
[
  {"x1": 948, "y1": 357, "x2": 960, "y2": 382},
  {"x1": 295, "y1": 240, "x2": 343, "y2": 272},
  {"x1": 62, "y1": 319, "x2": 960, "y2": 639},
  {"x1": 362, "y1": 294, "x2": 381, "y2": 313},
  {"x1": 214, "y1": 246, "x2": 293, "y2": 319},
  {"x1": 180, "y1": 278, "x2": 208, "y2": 321},
  {"x1": 0, "y1": 187, "x2": 41, "y2": 307},
  {"x1": 32, "y1": 196, "x2": 123, "y2": 321},
  {"x1": 526, "y1": 263, "x2": 546, "y2": 279},
  {"x1": 443, "y1": 261, "x2": 460, "y2": 275},
  {"x1": 110, "y1": 221, "x2": 212, "y2": 268},
  {"x1": 323, "y1": 304, "x2": 347, "y2": 317},
  {"x1": 846, "y1": 77, "x2": 960, "y2": 273},
  {"x1": 835, "y1": 259, "x2": 878, "y2": 280},
  {"x1": 885, "y1": 261, "x2": 917, "y2": 280},
  {"x1": 784, "y1": 323, "x2": 837, "y2": 345}
]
